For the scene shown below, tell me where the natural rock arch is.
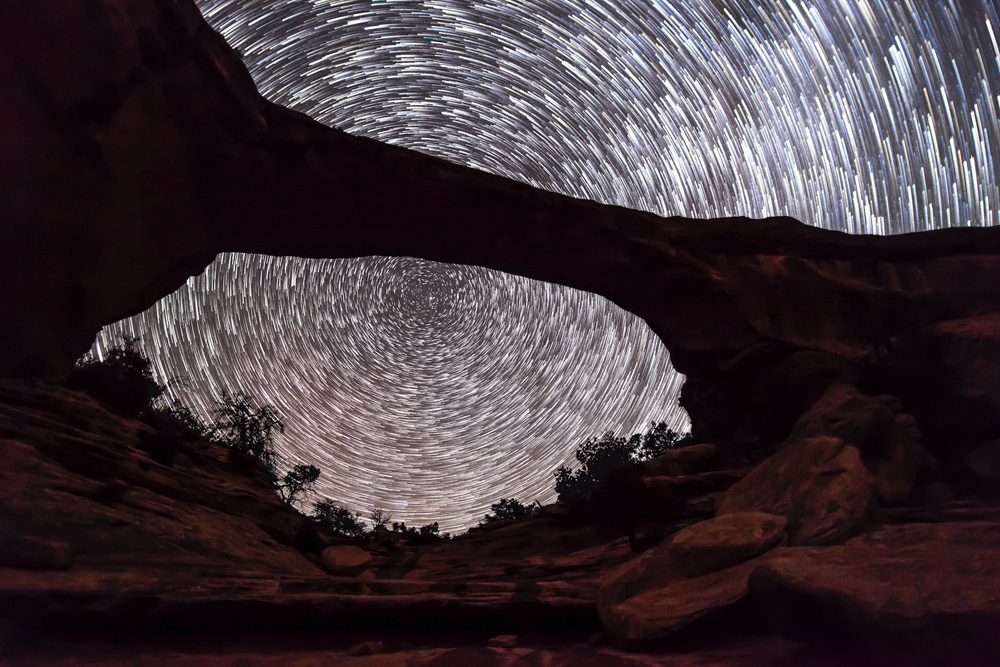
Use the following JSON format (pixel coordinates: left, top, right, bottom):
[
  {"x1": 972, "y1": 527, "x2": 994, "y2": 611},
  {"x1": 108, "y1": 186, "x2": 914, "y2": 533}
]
[{"x1": 4, "y1": 0, "x2": 1000, "y2": 453}]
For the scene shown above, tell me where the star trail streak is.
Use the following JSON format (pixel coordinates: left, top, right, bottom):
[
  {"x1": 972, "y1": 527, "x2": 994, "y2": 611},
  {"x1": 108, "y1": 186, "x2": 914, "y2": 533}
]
[
  {"x1": 95, "y1": 0, "x2": 1000, "y2": 531},
  {"x1": 97, "y1": 256, "x2": 685, "y2": 532}
]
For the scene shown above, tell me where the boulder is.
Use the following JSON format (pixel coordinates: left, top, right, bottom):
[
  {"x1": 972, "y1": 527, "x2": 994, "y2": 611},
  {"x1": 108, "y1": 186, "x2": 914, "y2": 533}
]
[
  {"x1": 644, "y1": 468, "x2": 750, "y2": 499},
  {"x1": 785, "y1": 383, "x2": 938, "y2": 506},
  {"x1": 786, "y1": 384, "x2": 898, "y2": 455},
  {"x1": 667, "y1": 512, "x2": 787, "y2": 578},
  {"x1": 319, "y1": 545, "x2": 373, "y2": 576},
  {"x1": 597, "y1": 512, "x2": 786, "y2": 644},
  {"x1": 600, "y1": 512, "x2": 787, "y2": 606},
  {"x1": 642, "y1": 444, "x2": 720, "y2": 476},
  {"x1": 869, "y1": 424, "x2": 939, "y2": 507},
  {"x1": 599, "y1": 556, "x2": 767, "y2": 647},
  {"x1": 717, "y1": 436, "x2": 875, "y2": 545},
  {"x1": 748, "y1": 521, "x2": 1000, "y2": 645}
]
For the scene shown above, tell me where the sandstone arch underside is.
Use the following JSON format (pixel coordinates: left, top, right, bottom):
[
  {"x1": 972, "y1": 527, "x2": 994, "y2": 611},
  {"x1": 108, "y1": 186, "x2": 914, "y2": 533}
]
[{"x1": 4, "y1": 0, "x2": 1000, "y2": 456}]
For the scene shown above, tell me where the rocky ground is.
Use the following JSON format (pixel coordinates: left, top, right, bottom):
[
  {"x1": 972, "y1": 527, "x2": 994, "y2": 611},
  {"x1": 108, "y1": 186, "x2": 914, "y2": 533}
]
[{"x1": 2, "y1": 379, "x2": 1000, "y2": 666}]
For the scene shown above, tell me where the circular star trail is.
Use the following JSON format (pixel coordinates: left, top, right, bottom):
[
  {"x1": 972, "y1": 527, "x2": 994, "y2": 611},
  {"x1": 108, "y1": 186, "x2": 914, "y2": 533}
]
[
  {"x1": 97, "y1": 255, "x2": 684, "y2": 532},
  {"x1": 95, "y1": 0, "x2": 1000, "y2": 531},
  {"x1": 199, "y1": 0, "x2": 1000, "y2": 232}
]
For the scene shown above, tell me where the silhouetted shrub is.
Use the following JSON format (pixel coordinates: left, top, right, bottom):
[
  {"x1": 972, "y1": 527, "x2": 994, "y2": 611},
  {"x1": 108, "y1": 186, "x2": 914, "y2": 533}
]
[
  {"x1": 70, "y1": 335, "x2": 209, "y2": 467},
  {"x1": 313, "y1": 499, "x2": 366, "y2": 537},
  {"x1": 149, "y1": 399, "x2": 207, "y2": 437},
  {"x1": 137, "y1": 398, "x2": 211, "y2": 466},
  {"x1": 278, "y1": 464, "x2": 320, "y2": 507},
  {"x1": 69, "y1": 335, "x2": 167, "y2": 418},
  {"x1": 209, "y1": 390, "x2": 285, "y2": 477},
  {"x1": 638, "y1": 421, "x2": 694, "y2": 460},
  {"x1": 390, "y1": 521, "x2": 451, "y2": 544},
  {"x1": 554, "y1": 422, "x2": 692, "y2": 502},
  {"x1": 480, "y1": 498, "x2": 539, "y2": 525},
  {"x1": 370, "y1": 508, "x2": 392, "y2": 530}
]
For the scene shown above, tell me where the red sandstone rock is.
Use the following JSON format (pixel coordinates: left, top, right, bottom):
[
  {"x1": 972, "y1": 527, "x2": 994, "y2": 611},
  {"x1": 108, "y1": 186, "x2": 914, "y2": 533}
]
[
  {"x1": 597, "y1": 512, "x2": 787, "y2": 645},
  {"x1": 347, "y1": 640, "x2": 383, "y2": 656},
  {"x1": 4, "y1": 0, "x2": 1000, "y2": 660},
  {"x1": 320, "y1": 546, "x2": 373, "y2": 576},
  {"x1": 894, "y1": 313, "x2": 1000, "y2": 463},
  {"x1": 962, "y1": 440, "x2": 1000, "y2": 489},
  {"x1": 641, "y1": 444, "x2": 719, "y2": 477},
  {"x1": 0, "y1": 380, "x2": 630, "y2": 635},
  {"x1": 785, "y1": 383, "x2": 938, "y2": 506},
  {"x1": 643, "y1": 468, "x2": 750, "y2": 499},
  {"x1": 717, "y1": 436, "x2": 876, "y2": 545},
  {"x1": 3, "y1": 378, "x2": 1000, "y2": 663},
  {"x1": 599, "y1": 556, "x2": 768, "y2": 647},
  {"x1": 666, "y1": 513, "x2": 787, "y2": 578},
  {"x1": 487, "y1": 634, "x2": 518, "y2": 648},
  {"x1": 786, "y1": 383, "x2": 899, "y2": 453},
  {"x1": 0, "y1": 536, "x2": 72, "y2": 571},
  {"x1": 6, "y1": 640, "x2": 804, "y2": 666},
  {"x1": 748, "y1": 521, "x2": 1000, "y2": 645}
]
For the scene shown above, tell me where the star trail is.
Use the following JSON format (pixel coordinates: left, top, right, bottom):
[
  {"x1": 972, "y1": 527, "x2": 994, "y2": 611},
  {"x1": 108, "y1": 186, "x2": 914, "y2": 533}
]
[{"x1": 94, "y1": 0, "x2": 1000, "y2": 531}]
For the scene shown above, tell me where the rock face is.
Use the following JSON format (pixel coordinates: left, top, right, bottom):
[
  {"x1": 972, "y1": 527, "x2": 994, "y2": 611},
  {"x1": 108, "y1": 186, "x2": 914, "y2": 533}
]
[
  {"x1": 597, "y1": 512, "x2": 787, "y2": 645},
  {"x1": 717, "y1": 436, "x2": 875, "y2": 546},
  {"x1": 4, "y1": 379, "x2": 1000, "y2": 665},
  {"x1": 319, "y1": 546, "x2": 373, "y2": 576},
  {"x1": 642, "y1": 444, "x2": 719, "y2": 477},
  {"x1": 749, "y1": 521, "x2": 1000, "y2": 645},
  {"x1": 5, "y1": 0, "x2": 1000, "y2": 462},
  {"x1": 890, "y1": 313, "x2": 1000, "y2": 463},
  {"x1": 0, "y1": 381, "x2": 331, "y2": 611},
  {"x1": 0, "y1": 380, "x2": 633, "y2": 637},
  {"x1": 716, "y1": 382, "x2": 944, "y2": 544},
  {"x1": 786, "y1": 383, "x2": 938, "y2": 506}
]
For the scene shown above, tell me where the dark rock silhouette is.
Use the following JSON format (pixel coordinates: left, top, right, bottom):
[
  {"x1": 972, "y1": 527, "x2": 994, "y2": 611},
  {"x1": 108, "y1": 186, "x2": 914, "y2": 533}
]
[{"x1": 5, "y1": 0, "x2": 1000, "y2": 467}]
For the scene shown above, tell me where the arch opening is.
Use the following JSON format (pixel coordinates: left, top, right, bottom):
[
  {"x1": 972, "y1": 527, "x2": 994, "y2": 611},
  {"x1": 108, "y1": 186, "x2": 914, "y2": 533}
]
[{"x1": 88, "y1": 253, "x2": 688, "y2": 533}]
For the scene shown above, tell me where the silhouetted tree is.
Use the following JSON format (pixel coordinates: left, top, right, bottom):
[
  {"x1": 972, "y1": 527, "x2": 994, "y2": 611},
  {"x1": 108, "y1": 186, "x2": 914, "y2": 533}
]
[
  {"x1": 70, "y1": 336, "x2": 208, "y2": 470},
  {"x1": 370, "y1": 508, "x2": 392, "y2": 530},
  {"x1": 390, "y1": 520, "x2": 451, "y2": 543},
  {"x1": 151, "y1": 399, "x2": 207, "y2": 436},
  {"x1": 555, "y1": 431, "x2": 640, "y2": 502},
  {"x1": 480, "y1": 498, "x2": 539, "y2": 524},
  {"x1": 69, "y1": 334, "x2": 167, "y2": 418},
  {"x1": 209, "y1": 390, "x2": 285, "y2": 476},
  {"x1": 313, "y1": 499, "x2": 365, "y2": 537},
  {"x1": 554, "y1": 422, "x2": 691, "y2": 502},
  {"x1": 639, "y1": 422, "x2": 694, "y2": 460},
  {"x1": 278, "y1": 464, "x2": 321, "y2": 507}
]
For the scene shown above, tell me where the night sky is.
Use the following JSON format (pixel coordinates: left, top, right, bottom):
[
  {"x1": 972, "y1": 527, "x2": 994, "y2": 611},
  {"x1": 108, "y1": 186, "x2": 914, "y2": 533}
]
[{"x1": 94, "y1": 0, "x2": 1000, "y2": 532}]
